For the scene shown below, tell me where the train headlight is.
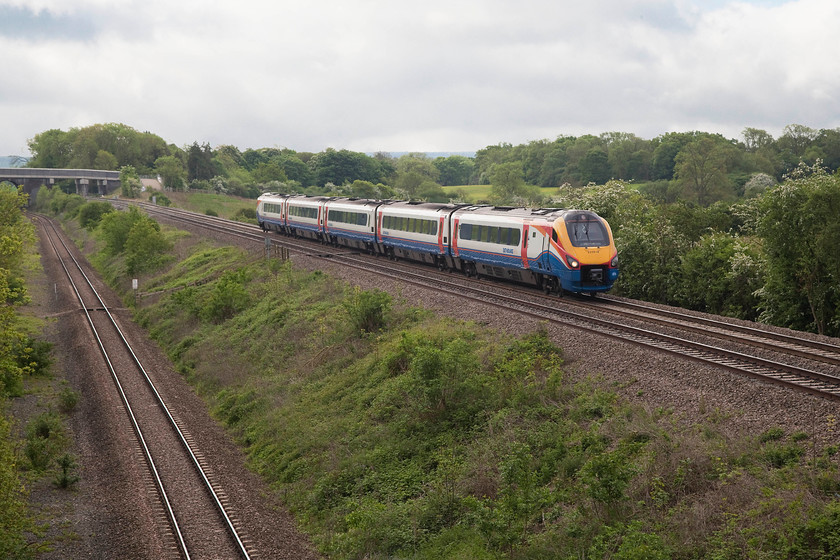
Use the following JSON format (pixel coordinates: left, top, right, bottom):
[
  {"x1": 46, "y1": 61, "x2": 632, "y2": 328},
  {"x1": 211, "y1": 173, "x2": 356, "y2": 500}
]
[
  {"x1": 610, "y1": 255, "x2": 619, "y2": 267},
  {"x1": 565, "y1": 255, "x2": 580, "y2": 269}
]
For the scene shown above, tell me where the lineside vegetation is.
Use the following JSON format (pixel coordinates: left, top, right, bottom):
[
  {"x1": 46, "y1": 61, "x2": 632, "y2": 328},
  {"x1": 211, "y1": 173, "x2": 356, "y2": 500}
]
[{"x1": 35, "y1": 191, "x2": 840, "y2": 559}]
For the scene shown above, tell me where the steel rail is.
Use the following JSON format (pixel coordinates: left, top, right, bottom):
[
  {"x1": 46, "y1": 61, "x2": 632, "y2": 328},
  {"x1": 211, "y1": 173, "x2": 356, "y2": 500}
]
[{"x1": 38, "y1": 215, "x2": 252, "y2": 559}]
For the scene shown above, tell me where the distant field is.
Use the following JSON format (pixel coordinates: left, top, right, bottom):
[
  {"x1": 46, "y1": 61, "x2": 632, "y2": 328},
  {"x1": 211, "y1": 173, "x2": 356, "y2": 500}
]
[
  {"x1": 443, "y1": 184, "x2": 560, "y2": 203},
  {"x1": 441, "y1": 184, "x2": 493, "y2": 202},
  {"x1": 161, "y1": 191, "x2": 256, "y2": 219}
]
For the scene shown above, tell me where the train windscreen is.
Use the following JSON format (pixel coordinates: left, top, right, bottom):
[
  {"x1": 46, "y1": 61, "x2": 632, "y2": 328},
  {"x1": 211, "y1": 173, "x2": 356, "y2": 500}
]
[{"x1": 564, "y1": 213, "x2": 609, "y2": 247}]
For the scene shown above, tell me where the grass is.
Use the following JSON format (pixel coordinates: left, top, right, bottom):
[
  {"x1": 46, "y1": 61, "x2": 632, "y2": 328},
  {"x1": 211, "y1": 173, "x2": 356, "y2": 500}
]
[
  {"x1": 442, "y1": 185, "x2": 563, "y2": 204},
  {"x1": 147, "y1": 190, "x2": 257, "y2": 219},
  {"x1": 63, "y1": 208, "x2": 840, "y2": 560}
]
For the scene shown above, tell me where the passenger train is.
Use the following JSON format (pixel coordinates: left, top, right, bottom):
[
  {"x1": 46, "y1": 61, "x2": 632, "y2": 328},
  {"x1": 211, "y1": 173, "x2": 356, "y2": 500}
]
[{"x1": 256, "y1": 193, "x2": 619, "y2": 295}]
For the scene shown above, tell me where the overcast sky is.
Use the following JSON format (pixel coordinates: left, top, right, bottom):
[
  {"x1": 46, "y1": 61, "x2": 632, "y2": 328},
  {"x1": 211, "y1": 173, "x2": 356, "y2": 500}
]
[{"x1": 1, "y1": 0, "x2": 838, "y2": 158}]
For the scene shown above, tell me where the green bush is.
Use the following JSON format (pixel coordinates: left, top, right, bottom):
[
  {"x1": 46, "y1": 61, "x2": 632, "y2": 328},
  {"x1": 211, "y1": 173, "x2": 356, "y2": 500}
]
[
  {"x1": 54, "y1": 453, "x2": 80, "y2": 489},
  {"x1": 124, "y1": 216, "x2": 172, "y2": 275},
  {"x1": 149, "y1": 192, "x2": 171, "y2": 206},
  {"x1": 78, "y1": 201, "x2": 114, "y2": 230},
  {"x1": 98, "y1": 206, "x2": 144, "y2": 255},
  {"x1": 25, "y1": 412, "x2": 66, "y2": 472},
  {"x1": 763, "y1": 443, "x2": 804, "y2": 469},
  {"x1": 788, "y1": 501, "x2": 840, "y2": 559},
  {"x1": 0, "y1": 414, "x2": 28, "y2": 558},
  {"x1": 201, "y1": 269, "x2": 252, "y2": 323},
  {"x1": 760, "y1": 427, "x2": 786, "y2": 443},
  {"x1": 14, "y1": 336, "x2": 52, "y2": 377},
  {"x1": 343, "y1": 286, "x2": 391, "y2": 334},
  {"x1": 58, "y1": 387, "x2": 79, "y2": 413},
  {"x1": 232, "y1": 207, "x2": 257, "y2": 222}
]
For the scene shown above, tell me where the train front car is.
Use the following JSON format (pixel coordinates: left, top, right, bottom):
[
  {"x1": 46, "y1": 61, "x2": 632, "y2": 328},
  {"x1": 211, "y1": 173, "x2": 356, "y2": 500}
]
[{"x1": 550, "y1": 210, "x2": 618, "y2": 294}]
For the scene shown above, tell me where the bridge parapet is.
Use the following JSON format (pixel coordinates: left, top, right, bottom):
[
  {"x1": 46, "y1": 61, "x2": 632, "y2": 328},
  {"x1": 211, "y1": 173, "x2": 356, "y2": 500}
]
[{"x1": 0, "y1": 168, "x2": 121, "y2": 200}]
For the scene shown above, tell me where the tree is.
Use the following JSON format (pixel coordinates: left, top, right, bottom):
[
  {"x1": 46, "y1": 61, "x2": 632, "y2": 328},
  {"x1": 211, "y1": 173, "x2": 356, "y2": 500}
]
[
  {"x1": 252, "y1": 161, "x2": 287, "y2": 184},
  {"x1": 27, "y1": 128, "x2": 72, "y2": 168},
  {"x1": 675, "y1": 232, "x2": 763, "y2": 319},
  {"x1": 651, "y1": 132, "x2": 696, "y2": 180},
  {"x1": 124, "y1": 216, "x2": 172, "y2": 274},
  {"x1": 490, "y1": 161, "x2": 526, "y2": 203},
  {"x1": 119, "y1": 165, "x2": 142, "y2": 198},
  {"x1": 277, "y1": 153, "x2": 313, "y2": 186},
  {"x1": 308, "y1": 148, "x2": 385, "y2": 187},
  {"x1": 78, "y1": 202, "x2": 114, "y2": 230},
  {"x1": 0, "y1": 186, "x2": 33, "y2": 275},
  {"x1": 743, "y1": 173, "x2": 776, "y2": 198},
  {"x1": 94, "y1": 149, "x2": 118, "y2": 170},
  {"x1": 777, "y1": 124, "x2": 818, "y2": 158},
  {"x1": 98, "y1": 206, "x2": 144, "y2": 255},
  {"x1": 578, "y1": 147, "x2": 611, "y2": 185},
  {"x1": 187, "y1": 142, "x2": 216, "y2": 182},
  {"x1": 434, "y1": 155, "x2": 474, "y2": 186},
  {"x1": 758, "y1": 163, "x2": 840, "y2": 335},
  {"x1": 396, "y1": 153, "x2": 440, "y2": 182},
  {"x1": 742, "y1": 127, "x2": 774, "y2": 152},
  {"x1": 674, "y1": 137, "x2": 734, "y2": 206},
  {"x1": 155, "y1": 155, "x2": 186, "y2": 191}
]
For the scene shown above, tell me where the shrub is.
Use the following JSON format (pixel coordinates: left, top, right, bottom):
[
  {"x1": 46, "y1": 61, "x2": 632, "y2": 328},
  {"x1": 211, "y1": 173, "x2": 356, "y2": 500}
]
[
  {"x1": 343, "y1": 286, "x2": 391, "y2": 334},
  {"x1": 124, "y1": 216, "x2": 173, "y2": 274},
  {"x1": 763, "y1": 443, "x2": 804, "y2": 469},
  {"x1": 788, "y1": 501, "x2": 840, "y2": 558},
  {"x1": 0, "y1": 414, "x2": 28, "y2": 557},
  {"x1": 149, "y1": 192, "x2": 171, "y2": 206},
  {"x1": 232, "y1": 207, "x2": 257, "y2": 222},
  {"x1": 201, "y1": 269, "x2": 252, "y2": 323},
  {"x1": 54, "y1": 453, "x2": 80, "y2": 489},
  {"x1": 760, "y1": 427, "x2": 786, "y2": 443},
  {"x1": 77, "y1": 201, "x2": 114, "y2": 230},
  {"x1": 58, "y1": 388, "x2": 79, "y2": 413},
  {"x1": 14, "y1": 336, "x2": 53, "y2": 377},
  {"x1": 98, "y1": 206, "x2": 144, "y2": 255},
  {"x1": 25, "y1": 412, "x2": 66, "y2": 472}
]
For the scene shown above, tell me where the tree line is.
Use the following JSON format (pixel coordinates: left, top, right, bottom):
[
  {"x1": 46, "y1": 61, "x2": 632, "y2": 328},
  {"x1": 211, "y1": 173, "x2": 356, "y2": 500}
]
[{"x1": 26, "y1": 122, "x2": 840, "y2": 203}]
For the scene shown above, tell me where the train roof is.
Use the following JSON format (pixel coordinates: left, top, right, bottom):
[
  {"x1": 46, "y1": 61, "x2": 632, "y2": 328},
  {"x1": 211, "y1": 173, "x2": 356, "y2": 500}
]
[
  {"x1": 379, "y1": 200, "x2": 467, "y2": 212},
  {"x1": 455, "y1": 205, "x2": 574, "y2": 219}
]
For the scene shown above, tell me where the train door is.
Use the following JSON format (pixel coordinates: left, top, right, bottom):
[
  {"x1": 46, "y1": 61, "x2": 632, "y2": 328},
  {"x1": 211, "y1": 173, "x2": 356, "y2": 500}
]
[{"x1": 526, "y1": 224, "x2": 549, "y2": 271}]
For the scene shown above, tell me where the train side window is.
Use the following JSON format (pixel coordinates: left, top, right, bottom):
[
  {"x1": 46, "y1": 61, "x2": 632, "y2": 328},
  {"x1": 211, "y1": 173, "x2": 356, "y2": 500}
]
[{"x1": 460, "y1": 223, "x2": 472, "y2": 240}]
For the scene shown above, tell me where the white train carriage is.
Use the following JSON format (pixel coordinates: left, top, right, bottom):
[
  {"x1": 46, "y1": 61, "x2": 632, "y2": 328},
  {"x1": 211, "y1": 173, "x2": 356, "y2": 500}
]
[
  {"x1": 451, "y1": 206, "x2": 539, "y2": 284},
  {"x1": 256, "y1": 193, "x2": 289, "y2": 233},
  {"x1": 376, "y1": 201, "x2": 460, "y2": 267},
  {"x1": 286, "y1": 195, "x2": 331, "y2": 241},
  {"x1": 324, "y1": 198, "x2": 379, "y2": 251}
]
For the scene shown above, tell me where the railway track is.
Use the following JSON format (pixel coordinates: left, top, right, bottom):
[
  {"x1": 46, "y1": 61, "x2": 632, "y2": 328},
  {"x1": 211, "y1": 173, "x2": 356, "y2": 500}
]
[
  {"x1": 120, "y1": 200, "x2": 840, "y2": 402},
  {"x1": 37, "y1": 213, "x2": 254, "y2": 560}
]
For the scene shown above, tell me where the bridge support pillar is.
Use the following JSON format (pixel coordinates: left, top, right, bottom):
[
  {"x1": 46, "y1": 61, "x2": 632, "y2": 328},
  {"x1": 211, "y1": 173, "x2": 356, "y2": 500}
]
[{"x1": 76, "y1": 178, "x2": 89, "y2": 197}]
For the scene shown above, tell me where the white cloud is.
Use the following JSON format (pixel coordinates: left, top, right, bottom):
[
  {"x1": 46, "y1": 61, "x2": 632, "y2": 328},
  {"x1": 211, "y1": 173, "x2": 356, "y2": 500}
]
[{"x1": 1, "y1": 0, "x2": 838, "y2": 157}]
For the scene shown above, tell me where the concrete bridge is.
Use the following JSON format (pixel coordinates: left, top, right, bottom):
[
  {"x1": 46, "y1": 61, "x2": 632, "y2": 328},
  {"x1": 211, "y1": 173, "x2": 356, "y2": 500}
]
[{"x1": 0, "y1": 168, "x2": 121, "y2": 202}]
